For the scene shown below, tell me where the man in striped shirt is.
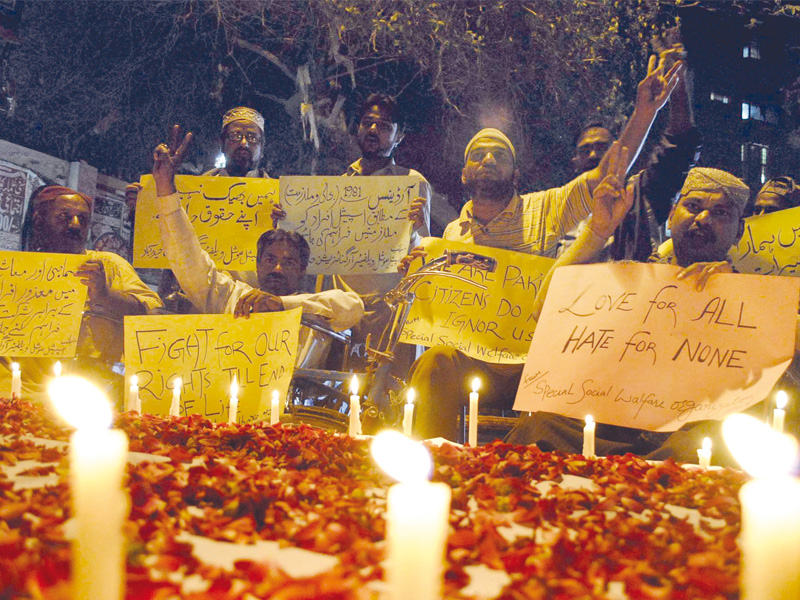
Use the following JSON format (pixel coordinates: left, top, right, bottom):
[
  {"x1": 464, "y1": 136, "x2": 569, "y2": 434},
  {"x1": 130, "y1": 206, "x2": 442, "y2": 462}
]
[{"x1": 404, "y1": 53, "x2": 683, "y2": 441}]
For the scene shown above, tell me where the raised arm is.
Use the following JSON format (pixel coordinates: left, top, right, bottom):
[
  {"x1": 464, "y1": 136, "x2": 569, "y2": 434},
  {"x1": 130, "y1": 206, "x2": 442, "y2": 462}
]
[{"x1": 585, "y1": 53, "x2": 683, "y2": 194}]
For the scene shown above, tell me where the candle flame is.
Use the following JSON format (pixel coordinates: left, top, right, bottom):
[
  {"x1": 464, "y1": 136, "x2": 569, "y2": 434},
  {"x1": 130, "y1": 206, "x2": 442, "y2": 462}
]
[
  {"x1": 702, "y1": 437, "x2": 712, "y2": 452},
  {"x1": 173, "y1": 377, "x2": 182, "y2": 391},
  {"x1": 53, "y1": 361, "x2": 62, "y2": 377},
  {"x1": 11, "y1": 362, "x2": 19, "y2": 373},
  {"x1": 230, "y1": 375, "x2": 239, "y2": 399},
  {"x1": 471, "y1": 377, "x2": 481, "y2": 393},
  {"x1": 585, "y1": 415, "x2": 594, "y2": 425},
  {"x1": 350, "y1": 375, "x2": 359, "y2": 396},
  {"x1": 371, "y1": 430, "x2": 432, "y2": 483},
  {"x1": 406, "y1": 387, "x2": 416, "y2": 405},
  {"x1": 130, "y1": 374, "x2": 138, "y2": 387},
  {"x1": 272, "y1": 390, "x2": 279, "y2": 402},
  {"x1": 723, "y1": 414, "x2": 799, "y2": 479},
  {"x1": 49, "y1": 376, "x2": 113, "y2": 430},
  {"x1": 776, "y1": 390, "x2": 788, "y2": 411}
]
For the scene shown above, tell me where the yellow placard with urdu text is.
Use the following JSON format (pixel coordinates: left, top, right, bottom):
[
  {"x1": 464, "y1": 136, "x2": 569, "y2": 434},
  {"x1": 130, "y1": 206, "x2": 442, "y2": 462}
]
[
  {"x1": 515, "y1": 262, "x2": 800, "y2": 431},
  {"x1": 280, "y1": 175, "x2": 419, "y2": 274},
  {"x1": 124, "y1": 309, "x2": 301, "y2": 423},
  {"x1": 398, "y1": 238, "x2": 555, "y2": 364},
  {"x1": 132, "y1": 174, "x2": 278, "y2": 270},
  {"x1": 730, "y1": 206, "x2": 800, "y2": 276},
  {"x1": 0, "y1": 251, "x2": 88, "y2": 357}
]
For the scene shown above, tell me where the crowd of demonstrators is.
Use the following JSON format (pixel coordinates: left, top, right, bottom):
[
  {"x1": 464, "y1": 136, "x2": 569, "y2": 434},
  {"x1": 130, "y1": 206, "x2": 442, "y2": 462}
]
[
  {"x1": 151, "y1": 125, "x2": 364, "y2": 368},
  {"x1": 396, "y1": 50, "x2": 683, "y2": 441},
  {"x1": 1, "y1": 185, "x2": 162, "y2": 404},
  {"x1": 5, "y1": 34, "x2": 800, "y2": 457}
]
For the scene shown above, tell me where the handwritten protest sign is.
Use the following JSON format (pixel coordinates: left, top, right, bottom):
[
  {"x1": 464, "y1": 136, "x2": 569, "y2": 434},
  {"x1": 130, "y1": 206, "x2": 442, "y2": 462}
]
[
  {"x1": 0, "y1": 251, "x2": 88, "y2": 357},
  {"x1": 280, "y1": 175, "x2": 420, "y2": 274},
  {"x1": 397, "y1": 238, "x2": 554, "y2": 364},
  {"x1": 514, "y1": 262, "x2": 800, "y2": 431},
  {"x1": 133, "y1": 175, "x2": 278, "y2": 270},
  {"x1": 730, "y1": 206, "x2": 800, "y2": 276},
  {"x1": 124, "y1": 309, "x2": 301, "y2": 423}
]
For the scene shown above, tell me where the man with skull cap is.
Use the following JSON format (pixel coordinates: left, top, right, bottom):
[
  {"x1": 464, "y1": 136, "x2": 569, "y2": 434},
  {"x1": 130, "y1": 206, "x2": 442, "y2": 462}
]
[
  {"x1": 400, "y1": 53, "x2": 683, "y2": 441},
  {"x1": 1, "y1": 185, "x2": 163, "y2": 403}
]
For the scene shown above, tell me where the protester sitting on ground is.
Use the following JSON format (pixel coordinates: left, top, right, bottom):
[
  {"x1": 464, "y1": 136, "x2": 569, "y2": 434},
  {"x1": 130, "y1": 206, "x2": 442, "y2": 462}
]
[
  {"x1": 506, "y1": 164, "x2": 787, "y2": 464},
  {"x1": 397, "y1": 53, "x2": 683, "y2": 442},
  {"x1": 152, "y1": 126, "x2": 364, "y2": 368},
  {"x1": 1, "y1": 184, "x2": 163, "y2": 403},
  {"x1": 748, "y1": 176, "x2": 800, "y2": 217}
]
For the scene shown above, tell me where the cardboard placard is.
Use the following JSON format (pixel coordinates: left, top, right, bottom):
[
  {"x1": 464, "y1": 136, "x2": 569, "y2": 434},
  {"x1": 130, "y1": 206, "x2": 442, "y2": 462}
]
[
  {"x1": 133, "y1": 175, "x2": 277, "y2": 270},
  {"x1": 124, "y1": 309, "x2": 301, "y2": 423},
  {"x1": 0, "y1": 251, "x2": 88, "y2": 357},
  {"x1": 514, "y1": 262, "x2": 799, "y2": 431},
  {"x1": 398, "y1": 238, "x2": 555, "y2": 364},
  {"x1": 730, "y1": 206, "x2": 800, "y2": 276},
  {"x1": 279, "y1": 175, "x2": 419, "y2": 274}
]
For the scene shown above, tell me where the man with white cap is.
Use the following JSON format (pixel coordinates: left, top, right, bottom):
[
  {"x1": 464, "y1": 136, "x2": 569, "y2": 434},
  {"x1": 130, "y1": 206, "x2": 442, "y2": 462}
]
[
  {"x1": 506, "y1": 166, "x2": 766, "y2": 464},
  {"x1": 205, "y1": 106, "x2": 269, "y2": 178},
  {"x1": 402, "y1": 54, "x2": 683, "y2": 441}
]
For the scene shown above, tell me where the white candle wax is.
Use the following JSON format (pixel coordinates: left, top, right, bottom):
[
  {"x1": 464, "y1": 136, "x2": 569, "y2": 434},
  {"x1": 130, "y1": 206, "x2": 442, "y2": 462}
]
[
  {"x1": 169, "y1": 377, "x2": 182, "y2": 417},
  {"x1": 10, "y1": 362, "x2": 21, "y2": 398},
  {"x1": 70, "y1": 428, "x2": 128, "y2": 600},
  {"x1": 386, "y1": 480, "x2": 451, "y2": 600},
  {"x1": 348, "y1": 376, "x2": 361, "y2": 436},
  {"x1": 739, "y1": 477, "x2": 800, "y2": 600},
  {"x1": 228, "y1": 376, "x2": 239, "y2": 425},
  {"x1": 697, "y1": 437, "x2": 712, "y2": 469},
  {"x1": 403, "y1": 389, "x2": 415, "y2": 437},
  {"x1": 128, "y1": 376, "x2": 139, "y2": 413},
  {"x1": 773, "y1": 391, "x2": 788, "y2": 433},
  {"x1": 270, "y1": 390, "x2": 280, "y2": 425},
  {"x1": 583, "y1": 415, "x2": 596, "y2": 458},
  {"x1": 468, "y1": 378, "x2": 480, "y2": 447}
]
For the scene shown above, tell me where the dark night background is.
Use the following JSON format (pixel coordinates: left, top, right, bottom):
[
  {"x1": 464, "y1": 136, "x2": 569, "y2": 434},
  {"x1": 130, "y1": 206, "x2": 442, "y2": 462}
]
[{"x1": 0, "y1": 0, "x2": 799, "y2": 233}]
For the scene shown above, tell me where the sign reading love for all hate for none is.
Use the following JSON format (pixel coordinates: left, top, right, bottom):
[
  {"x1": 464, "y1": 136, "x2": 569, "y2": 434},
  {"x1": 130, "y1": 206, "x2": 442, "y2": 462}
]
[
  {"x1": 0, "y1": 251, "x2": 88, "y2": 357},
  {"x1": 132, "y1": 175, "x2": 278, "y2": 270},
  {"x1": 124, "y1": 309, "x2": 301, "y2": 424},
  {"x1": 398, "y1": 238, "x2": 555, "y2": 364},
  {"x1": 279, "y1": 175, "x2": 421, "y2": 274},
  {"x1": 514, "y1": 262, "x2": 800, "y2": 431}
]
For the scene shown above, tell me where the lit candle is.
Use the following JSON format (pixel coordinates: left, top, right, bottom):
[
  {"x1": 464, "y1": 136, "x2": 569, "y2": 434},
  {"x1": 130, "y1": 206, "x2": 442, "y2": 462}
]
[
  {"x1": 270, "y1": 390, "x2": 280, "y2": 425},
  {"x1": 49, "y1": 376, "x2": 128, "y2": 600},
  {"x1": 53, "y1": 361, "x2": 62, "y2": 377},
  {"x1": 349, "y1": 375, "x2": 361, "y2": 436},
  {"x1": 773, "y1": 391, "x2": 788, "y2": 433},
  {"x1": 228, "y1": 375, "x2": 239, "y2": 425},
  {"x1": 403, "y1": 388, "x2": 415, "y2": 437},
  {"x1": 468, "y1": 378, "x2": 480, "y2": 447},
  {"x1": 583, "y1": 415, "x2": 596, "y2": 458},
  {"x1": 372, "y1": 431, "x2": 451, "y2": 600},
  {"x1": 10, "y1": 362, "x2": 21, "y2": 398},
  {"x1": 128, "y1": 375, "x2": 140, "y2": 413},
  {"x1": 697, "y1": 437, "x2": 712, "y2": 469},
  {"x1": 723, "y1": 414, "x2": 800, "y2": 600},
  {"x1": 169, "y1": 377, "x2": 182, "y2": 417}
]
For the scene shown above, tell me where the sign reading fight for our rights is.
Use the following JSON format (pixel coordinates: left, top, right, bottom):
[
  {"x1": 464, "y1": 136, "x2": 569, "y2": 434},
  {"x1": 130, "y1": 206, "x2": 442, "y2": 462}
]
[
  {"x1": 124, "y1": 309, "x2": 301, "y2": 423},
  {"x1": 0, "y1": 251, "x2": 88, "y2": 357},
  {"x1": 730, "y1": 206, "x2": 800, "y2": 276},
  {"x1": 279, "y1": 175, "x2": 420, "y2": 274},
  {"x1": 514, "y1": 262, "x2": 800, "y2": 431},
  {"x1": 397, "y1": 238, "x2": 555, "y2": 364},
  {"x1": 132, "y1": 175, "x2": 278, "y2": 270}
]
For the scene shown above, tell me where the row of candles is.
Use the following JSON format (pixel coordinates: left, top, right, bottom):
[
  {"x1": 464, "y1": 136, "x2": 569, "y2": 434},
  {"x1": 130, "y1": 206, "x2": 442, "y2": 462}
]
[
  {"x1": 8, "y1": 364, "x2": 800, "y2": 599},
  {"x1": 42, "y1": 373, "x2": 800, "y2": 600}
]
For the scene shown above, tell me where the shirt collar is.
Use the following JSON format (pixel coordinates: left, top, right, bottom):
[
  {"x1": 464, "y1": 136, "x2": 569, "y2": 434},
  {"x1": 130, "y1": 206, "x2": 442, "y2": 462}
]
[{"x1": 461, "y1": 193, "x2": 521, "y2": 227}]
